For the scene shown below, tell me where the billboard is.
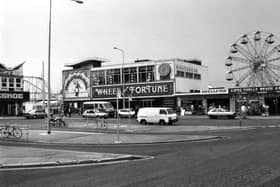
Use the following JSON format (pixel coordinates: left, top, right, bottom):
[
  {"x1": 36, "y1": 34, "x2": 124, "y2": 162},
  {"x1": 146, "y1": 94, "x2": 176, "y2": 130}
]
[{"x1": 63, "y1": 69, "x2": 90, "y2": 99}]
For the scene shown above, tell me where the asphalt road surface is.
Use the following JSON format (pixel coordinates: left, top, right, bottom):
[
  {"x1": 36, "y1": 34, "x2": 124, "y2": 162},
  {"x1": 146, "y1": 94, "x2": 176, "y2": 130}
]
[{"x1": 2, "y1": 124, "x2": 280, "y2": 186}]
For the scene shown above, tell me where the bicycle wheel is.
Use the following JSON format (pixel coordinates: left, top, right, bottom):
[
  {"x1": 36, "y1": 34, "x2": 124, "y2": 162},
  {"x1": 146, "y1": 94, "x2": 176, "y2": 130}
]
[
  {"x1": 1, "y1": 127, "x2": 10, "y2": 138},
  {"x1": 13, "y1": 128, "x2": 22, "y2": 138}
]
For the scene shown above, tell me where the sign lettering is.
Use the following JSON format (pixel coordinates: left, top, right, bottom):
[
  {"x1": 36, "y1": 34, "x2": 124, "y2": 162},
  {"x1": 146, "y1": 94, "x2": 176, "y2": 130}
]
[{"x1": 92, "y1": 82, "x2": 174, "y2": 98}]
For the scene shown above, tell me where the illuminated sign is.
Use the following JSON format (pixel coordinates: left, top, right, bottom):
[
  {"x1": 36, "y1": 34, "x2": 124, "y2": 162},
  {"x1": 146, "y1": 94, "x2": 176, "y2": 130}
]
[{"x1": 92, "y1": 82, "x2": 174, "y2": 98}]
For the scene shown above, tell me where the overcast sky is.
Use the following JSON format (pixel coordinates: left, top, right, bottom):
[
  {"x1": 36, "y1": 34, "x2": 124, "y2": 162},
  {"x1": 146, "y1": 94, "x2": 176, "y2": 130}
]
[{"x1": 1, "y1": 0, "x2": 280, "y2": 91}]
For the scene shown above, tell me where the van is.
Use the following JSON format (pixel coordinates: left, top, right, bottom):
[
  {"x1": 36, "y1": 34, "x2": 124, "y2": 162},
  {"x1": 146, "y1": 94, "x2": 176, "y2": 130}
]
[
  {"x1": 83, "y1": 101, "x2": 115, "y2": 117},
  {"x1": 137, "y1": 107, "x2": 178, "y2": 125}
]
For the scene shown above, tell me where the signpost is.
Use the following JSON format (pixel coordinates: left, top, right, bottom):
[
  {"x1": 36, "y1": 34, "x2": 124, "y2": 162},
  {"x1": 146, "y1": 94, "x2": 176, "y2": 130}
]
[
  {"x1": 115, "y1": 89, "x2": 121, "y2": 143},
  {"x1": 128, "y1": 95, "x2": 132, "y2": 130}
]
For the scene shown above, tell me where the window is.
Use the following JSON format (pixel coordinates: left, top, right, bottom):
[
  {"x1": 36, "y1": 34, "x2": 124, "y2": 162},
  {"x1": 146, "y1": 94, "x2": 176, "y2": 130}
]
[
  {"x1": 123, "y1": 67, "x2": 137, "y2": 83},
  {"x1": 193, "y1": 73, "x2": 201, "y2": 80},
  {"x1": 2, "y1": 77, "x2": 7, "y2": 88},
  {"x1": 139, "y1": 65, "x2": 154, "y2": 82},
  {"x1": 16, "y1": 78, "x2": 21, "y2": 88},
  {"x1": 92, "y1": 70, "x2": 105, "y2": 86},
  {"x1": 159, "y1": 110, "x2": 167, "y2": 115},
  {"x1": 176, "y1": 71, "x2": 185, "y2": 77},
  {"x1": 107, "y1": 69, "x2": 120, "y2": 85},
  {"x1": 186, "y1": 72, "x2": 194, "y2": 79},
  {"x1": 9, "y1": 78, "x2": 14, "y2": 88}
]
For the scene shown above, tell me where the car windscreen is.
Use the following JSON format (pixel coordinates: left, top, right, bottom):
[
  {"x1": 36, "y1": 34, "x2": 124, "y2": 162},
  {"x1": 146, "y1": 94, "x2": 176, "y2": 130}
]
[
  {"x1": 104, "y1": 103, "x2": 113, "y2": 108},
  {"x1": 167, "y1": 109, "x2": 176, "y2": 114}
]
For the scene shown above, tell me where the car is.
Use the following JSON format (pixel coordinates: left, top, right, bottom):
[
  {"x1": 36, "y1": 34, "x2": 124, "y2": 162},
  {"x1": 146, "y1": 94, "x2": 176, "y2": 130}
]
[
  {"x1": 118, "y1": 108, "x2": 136, "y2": 118},
  {"x1": 82, "y1": 109, "x2": 109, "y2": 118},
  {"x1": 23, "y1": 109, "x2": 47, "y2": 119},
  {"x1": 207, "y1": 108, "x2": 236, "y2": 119}
]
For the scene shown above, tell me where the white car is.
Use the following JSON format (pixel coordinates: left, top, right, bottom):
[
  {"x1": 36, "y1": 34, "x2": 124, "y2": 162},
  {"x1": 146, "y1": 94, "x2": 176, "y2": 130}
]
[
  {"x1": 207, "y1": 108, "x2": 236, "y2": 119},
  {"x1": 82, "y1": 109, "x2": 109, "y2": 118},
  {"x1": 118, "y1": 108, "x2": 136, "y2": 118},
  {"x1": 137, "y1": 107, "x2": 178, "y2": 125},
  {"x1": 23, "y1": 109, "x2": 47, "y2": 119}
]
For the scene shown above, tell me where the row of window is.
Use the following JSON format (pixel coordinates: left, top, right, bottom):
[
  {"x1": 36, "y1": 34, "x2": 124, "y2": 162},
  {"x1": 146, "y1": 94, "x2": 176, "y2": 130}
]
[
  {"x1": 176, "y1": 71, "x2": 201, "y2": 80},
  {"x1": 1, "y1": 77, "x2": 22, "y2": 90},
  {"x1": 92, "y1": 65, "x2": 158, "y2": 86}
]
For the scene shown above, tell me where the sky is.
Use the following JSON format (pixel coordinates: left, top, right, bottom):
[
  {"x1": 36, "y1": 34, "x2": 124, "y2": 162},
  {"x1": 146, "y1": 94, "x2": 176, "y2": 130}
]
[{"x1": 1, "y1": 0, "x2": 280, "y2": 92}]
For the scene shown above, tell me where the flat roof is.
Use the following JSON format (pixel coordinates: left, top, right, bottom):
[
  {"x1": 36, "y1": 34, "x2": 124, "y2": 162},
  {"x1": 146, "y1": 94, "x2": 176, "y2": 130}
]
[{"x1": 64, "y1": 57, "x2": 109, "y2": 68}]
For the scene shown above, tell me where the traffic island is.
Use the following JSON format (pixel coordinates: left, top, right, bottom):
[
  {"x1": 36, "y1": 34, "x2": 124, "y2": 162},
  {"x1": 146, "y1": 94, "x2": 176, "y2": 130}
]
[{"x1": 0, "y1": 146, "x2": 152, "y2": 170}]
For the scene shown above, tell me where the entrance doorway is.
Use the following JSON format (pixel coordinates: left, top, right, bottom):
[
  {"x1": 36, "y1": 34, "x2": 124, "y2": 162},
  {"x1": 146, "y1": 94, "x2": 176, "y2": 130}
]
[{"x1": 265, "y1": 97, "x2": 280, "y2": 115}]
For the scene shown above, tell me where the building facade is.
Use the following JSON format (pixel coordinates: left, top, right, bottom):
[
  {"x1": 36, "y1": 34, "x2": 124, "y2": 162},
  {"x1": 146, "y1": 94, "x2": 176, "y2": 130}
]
[
  {"x1": 62, "y1": 58, "x2": 208, "y2": 112},
  {"x1": 0, "y1": 63, "x2": 30, "y2": 116}
]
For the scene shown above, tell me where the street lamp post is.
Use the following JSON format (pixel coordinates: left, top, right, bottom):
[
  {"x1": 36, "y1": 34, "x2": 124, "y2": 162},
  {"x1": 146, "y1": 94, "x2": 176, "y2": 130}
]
[
  {"x1": 113, "y1": 47, "x2": 125, "y2": 109},
  {"x1": 47, "y1": 0, "x2": 83, "y2": 134}
]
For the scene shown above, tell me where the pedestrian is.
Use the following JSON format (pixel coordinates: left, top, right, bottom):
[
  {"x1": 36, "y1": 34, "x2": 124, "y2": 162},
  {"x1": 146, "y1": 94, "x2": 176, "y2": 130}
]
[
  {"x1": 241, "y1": 105, "x2": 247, "y2": 119},
  {"x1": 64, "y1": 108, "x2": 67, "y2": 117},
  {"x1": 68, "y1": 107, "x2": 71, "y2": 117}
]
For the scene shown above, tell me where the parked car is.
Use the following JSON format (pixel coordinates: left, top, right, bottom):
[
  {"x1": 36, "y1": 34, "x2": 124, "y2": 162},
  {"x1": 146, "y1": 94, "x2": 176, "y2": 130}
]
[
  {"x1": 23, "y1": 109, "x2": 47, "y2": 119},
  {"x1": 82, "y1": 109, "x2": 109, "y2": 118},
  {"x1": 207, "y1": 108, "x2": 236, "y2": 119},
  {"x1": 118, "y1": 108, "x2": 136, "y2": 118},
  {"x1": 137, "y1": 107, "x2": 178, "y2": 125}
]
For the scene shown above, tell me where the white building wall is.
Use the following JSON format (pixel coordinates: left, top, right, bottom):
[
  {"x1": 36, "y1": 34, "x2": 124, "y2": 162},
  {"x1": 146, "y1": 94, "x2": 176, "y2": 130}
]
[{"x1": 174, "y1": 59, "x2": 208, "y2": 93}]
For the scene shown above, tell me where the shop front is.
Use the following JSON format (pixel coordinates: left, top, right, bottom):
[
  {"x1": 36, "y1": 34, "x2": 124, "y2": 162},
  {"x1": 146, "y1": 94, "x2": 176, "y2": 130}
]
[
  {"x1": 0, "y1": 91, "x2": 30, "y2": 116},
  {"x1": 229, "y1": 86, "x2": 280, "y2": 115}
]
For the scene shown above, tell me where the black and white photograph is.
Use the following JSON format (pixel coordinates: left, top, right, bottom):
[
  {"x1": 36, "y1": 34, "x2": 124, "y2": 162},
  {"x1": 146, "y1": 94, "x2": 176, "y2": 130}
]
[{"x1": 1, "y1": 0, "x2": 280, "y2": 186}]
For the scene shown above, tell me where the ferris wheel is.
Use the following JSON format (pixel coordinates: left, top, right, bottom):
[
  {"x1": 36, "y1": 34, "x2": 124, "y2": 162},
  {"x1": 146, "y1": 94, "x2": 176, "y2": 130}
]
[{"x1": 226, "y1": 31, "x2": 280, "y2": 87}]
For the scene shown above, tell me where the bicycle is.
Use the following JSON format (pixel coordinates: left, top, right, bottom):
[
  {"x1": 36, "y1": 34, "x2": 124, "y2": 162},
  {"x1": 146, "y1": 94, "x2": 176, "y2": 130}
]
[{"x1": 0, "y1": 125, "x2": 22, "y2": 138}]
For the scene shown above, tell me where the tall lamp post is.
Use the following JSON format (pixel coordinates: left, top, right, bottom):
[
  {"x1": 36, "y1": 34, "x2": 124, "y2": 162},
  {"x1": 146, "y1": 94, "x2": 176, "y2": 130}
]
[
  {"x1": 113, "y1": 47, "x2": 125, "y2": 109},
  {"x1": 47, "y1": 0, "x2": 83, "y2": 134}
]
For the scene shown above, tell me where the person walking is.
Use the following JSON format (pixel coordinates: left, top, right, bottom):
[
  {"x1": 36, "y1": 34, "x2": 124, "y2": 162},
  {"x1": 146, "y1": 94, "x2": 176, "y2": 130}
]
[
  {"x1": 241, "y1": 105, "x2": 247, "y2": 119},
  {"x1": 68, "y1": 107, "x2": 71, "y2": 117}
]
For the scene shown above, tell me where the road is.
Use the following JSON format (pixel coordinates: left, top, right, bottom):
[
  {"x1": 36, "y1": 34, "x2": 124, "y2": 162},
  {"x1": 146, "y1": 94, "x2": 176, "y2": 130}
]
[{"x1": 1, "y1": 118, "x2": 280, "y2": 186}]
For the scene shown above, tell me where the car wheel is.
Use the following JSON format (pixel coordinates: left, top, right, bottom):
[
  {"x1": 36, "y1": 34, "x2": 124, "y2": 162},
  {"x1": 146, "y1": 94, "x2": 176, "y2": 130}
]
[
  {"x1": 159, "y1": 120, "x2": 165, "y2": 125},
  {"x1": 140, "y1": 120, "x2": 147, "y2": 125},
  {"x1": 209, "y1": 115, "x2": 216, "y2": 119}
]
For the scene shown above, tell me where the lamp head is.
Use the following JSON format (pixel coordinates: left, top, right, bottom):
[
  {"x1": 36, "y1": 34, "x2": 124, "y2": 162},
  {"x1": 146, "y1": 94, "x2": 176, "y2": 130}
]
[{"x1": 72, "y1": 0, "x2": 84, "y2": 4}]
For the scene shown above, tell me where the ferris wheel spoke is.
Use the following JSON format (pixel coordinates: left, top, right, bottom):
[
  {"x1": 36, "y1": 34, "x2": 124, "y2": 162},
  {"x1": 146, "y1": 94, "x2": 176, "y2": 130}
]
[
  {"x1": 265, "y1": 44, "x2": 280, "y2": 58},
  {"x1": 264, "y1": 69, "x2": 275, "y2": 85},
  {"x1": 267, "y1": 67, "x2": 280, "y2": 81},
  {"x1": 267, "y1": 56, "x2": 280, "y2": 63},
  {"x1": 230, "y1": 65, "x2": 251, "y2": 73},
  {"x1": 259, "y1": 40, "x2": 269, "y2": 57},
  {"x1": 256, "y1": 71, "x2": 266, "y2": 86},
  {"x1": 230, "y1": 56, "x2": 252, "y2": 64},
  {"x1": 232, "y1": 44, "x2": 254, "y2": 59},
  {"x1": 246, "y1": 73, "x2": 256, "y2": 87},
  {"x1": 236, "y1": 70, "x2": 251, "y2": 86}
]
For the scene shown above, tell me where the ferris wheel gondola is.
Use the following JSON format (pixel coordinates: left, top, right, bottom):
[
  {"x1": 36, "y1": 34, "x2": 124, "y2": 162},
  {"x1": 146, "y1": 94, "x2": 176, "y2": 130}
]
[{"x1": 225, "y1": 31, "x2": 280, "y2": 87}]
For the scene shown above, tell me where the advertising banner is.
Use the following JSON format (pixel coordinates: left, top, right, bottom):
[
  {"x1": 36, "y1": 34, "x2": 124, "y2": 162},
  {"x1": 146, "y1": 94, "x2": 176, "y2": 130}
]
[
  {"x1": 92, "y1": 81, "x2": 174, "y2": 98},
  {"x1": 63, "y1": 69, "x2": 90, "y2": 99}
]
